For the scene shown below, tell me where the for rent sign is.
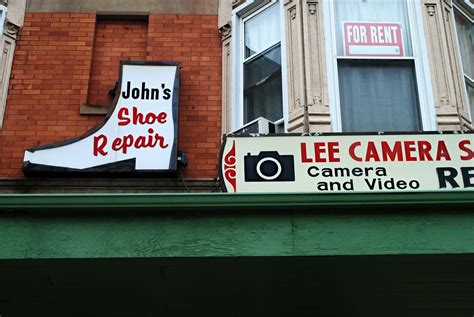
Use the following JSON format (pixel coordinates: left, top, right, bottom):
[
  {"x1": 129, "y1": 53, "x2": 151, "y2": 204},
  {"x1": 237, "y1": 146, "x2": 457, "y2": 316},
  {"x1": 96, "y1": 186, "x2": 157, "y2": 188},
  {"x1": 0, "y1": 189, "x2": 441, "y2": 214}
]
[
  {"x1": 23, "y1": 61, "x2": 179, "y2": 174},
  {"x1": 343, "y1": 22, "x2": 404, "y2": 57},
  {"x1": 220, "y1": 133, "x2": 474, "y2": 193}
]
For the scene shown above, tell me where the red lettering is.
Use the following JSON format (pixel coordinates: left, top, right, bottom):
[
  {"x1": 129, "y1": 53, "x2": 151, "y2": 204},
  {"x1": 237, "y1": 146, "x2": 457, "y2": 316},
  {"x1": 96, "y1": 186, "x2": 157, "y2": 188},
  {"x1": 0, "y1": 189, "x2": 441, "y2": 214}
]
[
  {"x1": 417, "y1": 141, "x2": 433, "y2": 161},
  {"x1": 328, "y1": 142, "x2": 340, "y2": 162},
  {"x1": 132, "y1": 107, "x2": 144, "y2": 125},
  {"x1": 156, "y1": 134, "x2": 168, "y2": 149},
  {"x1": 117, "y1": 107, "x2": 131, "y2": 126},
  {"x1": 109, "y1": 129, "x2": 168, "y2": 155},
  {"x1": 111, "y1": 137, "x2": 122, "y2": 152},
  {"x1": 404, "y1": 141, "x2": 417, "y2": 161},
  {"x1": 436, "y1": 140, "x2": 452, "y2": 161},
  {"x1": 157, "y1": 112, "x2": 167, "y2": 124},
  {"x1": 381, "y1": 141, "x2": 403, "y2": 161},
  {"x1": 93, "y1": 134, "x2": 108, "y2": 156},
  {"x1": 300, "y1": 143, "x2": 312, "y2": 163},
  {"x1": 349, "y1": 141, "x2": 362, "y2": 162},
  {"x1": 459, "y1": 140, "x2": 474, "y2": 161},
  {"x1": 118, "y1": 106, "x2": 168, "y2": 126},
  {"x1": 314, "y1": 142, "x2": 326, "y2": 163},
  {"x1": 365, "y1": 141, "x2": 380, "y2": 162},
  {"x1": 122, "y1": 135, "x2": 134, "y2": 154}
]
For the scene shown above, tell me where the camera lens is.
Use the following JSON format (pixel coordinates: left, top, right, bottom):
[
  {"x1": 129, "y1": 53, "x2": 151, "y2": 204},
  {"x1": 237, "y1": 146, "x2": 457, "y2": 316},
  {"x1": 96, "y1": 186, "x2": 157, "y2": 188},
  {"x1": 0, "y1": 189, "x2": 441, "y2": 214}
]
[{"x1": 256, "y1": 157, "x2": 282, "y2": 180}]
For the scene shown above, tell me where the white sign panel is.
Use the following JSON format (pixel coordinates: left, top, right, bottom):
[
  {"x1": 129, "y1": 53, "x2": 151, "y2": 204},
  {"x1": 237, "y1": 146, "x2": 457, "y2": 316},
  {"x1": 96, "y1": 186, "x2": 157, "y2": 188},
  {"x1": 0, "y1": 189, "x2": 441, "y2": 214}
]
[
  {"x1": 23, "y1": 61, "x2": 179, "y2": 174},
  {"x1": 220, "y1": 133, "x2": 474, "y2": 193}
]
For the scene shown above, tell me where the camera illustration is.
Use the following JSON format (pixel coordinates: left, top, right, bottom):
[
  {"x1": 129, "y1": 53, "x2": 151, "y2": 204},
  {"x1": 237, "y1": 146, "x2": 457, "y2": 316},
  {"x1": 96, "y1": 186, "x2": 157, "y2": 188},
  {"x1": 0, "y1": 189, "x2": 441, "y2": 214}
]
[{"x1": 244, "y1": 151, "x2": 295, "y2": 182}]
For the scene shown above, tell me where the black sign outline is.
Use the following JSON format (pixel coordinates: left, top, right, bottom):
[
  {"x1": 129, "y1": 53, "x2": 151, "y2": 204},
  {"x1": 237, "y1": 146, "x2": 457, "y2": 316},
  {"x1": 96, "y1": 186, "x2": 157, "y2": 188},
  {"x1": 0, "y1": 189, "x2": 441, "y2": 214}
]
[{"x1": 23, "y1": 61, "x2": 180, "y2": 176}]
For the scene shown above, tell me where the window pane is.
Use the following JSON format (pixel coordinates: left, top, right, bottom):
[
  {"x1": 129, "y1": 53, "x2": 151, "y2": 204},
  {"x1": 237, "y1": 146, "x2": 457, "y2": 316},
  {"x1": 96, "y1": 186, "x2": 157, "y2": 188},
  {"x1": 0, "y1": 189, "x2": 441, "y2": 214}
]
[
  {"x1": 468, "y1": 81, "x2": 474, "y2": 120},
  {"x1": 454, "y1": 10, "x2": 473, "y2": 79},
  {"x1": 244, "y1": 3, "x2": 280, "y2": 59},
  {"x1": 338, "y1": 60, "x2": 421, "y2": 132},
  {"x1": 334, "y1": 0, "x2": 413, "y2": 57},
  {"x1": 244, "y1": 45, "x2": 283, "y2": 123}
]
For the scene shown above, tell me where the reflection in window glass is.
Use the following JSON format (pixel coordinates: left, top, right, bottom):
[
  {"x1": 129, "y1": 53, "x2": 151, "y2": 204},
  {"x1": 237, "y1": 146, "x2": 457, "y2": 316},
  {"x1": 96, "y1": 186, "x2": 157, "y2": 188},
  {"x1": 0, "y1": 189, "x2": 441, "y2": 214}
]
[
  {"x1": 468, "y1": 83, "x2": 474, "y2": 121},
  {"x1": 242, "y1": 2, "x2": 283, "y2": 125},
  {"x1": 244, "y1": 45, "x2": 283, "y2": 123}
]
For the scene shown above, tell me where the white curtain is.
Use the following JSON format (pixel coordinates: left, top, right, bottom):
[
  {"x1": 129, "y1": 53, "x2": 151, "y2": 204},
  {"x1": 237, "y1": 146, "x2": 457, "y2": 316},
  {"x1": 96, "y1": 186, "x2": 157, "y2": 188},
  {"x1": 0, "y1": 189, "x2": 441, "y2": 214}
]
[
  {"x1": 339, "y1": 60, "x2": 421, "y2": 132},
  {"x1": 244, "y1": 3, "x2": 280, "y2": 58},
  {"x1": 334, "y1": 0, "x2": 413, "y2": 56}
]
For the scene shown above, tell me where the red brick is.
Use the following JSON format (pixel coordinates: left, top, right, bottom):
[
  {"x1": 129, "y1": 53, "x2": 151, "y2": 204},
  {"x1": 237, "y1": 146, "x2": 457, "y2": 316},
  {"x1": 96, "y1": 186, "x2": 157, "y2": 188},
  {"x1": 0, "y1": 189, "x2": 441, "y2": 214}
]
[{"x1": 1, "y1": 13, "x2": 221, "y2": 179}]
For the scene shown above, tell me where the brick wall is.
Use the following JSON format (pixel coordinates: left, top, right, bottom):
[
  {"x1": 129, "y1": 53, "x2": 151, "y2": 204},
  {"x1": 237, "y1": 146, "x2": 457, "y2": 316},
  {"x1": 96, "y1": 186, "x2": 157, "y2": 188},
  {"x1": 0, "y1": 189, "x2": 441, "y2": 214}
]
[
  {"x1": 0, "y1": 13, "x2": 222, "y2": 179},
  {"x1": 88, "y1": 18, "x2": 148, "y2": 106},
  {"x1": 147, "y1": 14, "x2": 222, "y2": 179}
]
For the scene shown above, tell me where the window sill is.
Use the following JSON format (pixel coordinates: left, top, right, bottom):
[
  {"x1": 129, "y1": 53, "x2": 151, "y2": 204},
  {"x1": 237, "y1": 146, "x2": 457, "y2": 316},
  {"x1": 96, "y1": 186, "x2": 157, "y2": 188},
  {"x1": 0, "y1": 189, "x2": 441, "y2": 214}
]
[{"x1": 79, "y1": 104, "x2": 110, "y2": 115}]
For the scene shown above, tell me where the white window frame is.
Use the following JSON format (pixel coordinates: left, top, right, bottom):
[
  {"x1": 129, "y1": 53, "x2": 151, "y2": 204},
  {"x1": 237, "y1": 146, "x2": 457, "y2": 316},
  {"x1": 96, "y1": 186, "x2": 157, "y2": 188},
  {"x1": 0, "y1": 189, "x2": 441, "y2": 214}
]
[
  {"x1": 323, "y1": 0, "x2": 437, "y2": 132},
  {"x1": 0, "y1": 5, "x2": 6, "y2": 29},
  {"x1": 231, "y1": 0, "x2": 289, "y2": 132},
  {"x1": 452, "y1": 1, "x2": 474, "y2": 122},
  {"x1": 0, "y1": 4, "x2": 8, "y2": 128}
]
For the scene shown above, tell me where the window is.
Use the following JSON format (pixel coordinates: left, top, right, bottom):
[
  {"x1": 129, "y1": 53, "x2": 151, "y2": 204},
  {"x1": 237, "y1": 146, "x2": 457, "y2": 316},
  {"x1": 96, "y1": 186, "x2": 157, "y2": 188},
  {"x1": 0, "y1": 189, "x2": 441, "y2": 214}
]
[
  {"x1": 232, "y1": 0, "x2": 287, "y2": 132},
  {"x1": 325, "y1": 0, "x2": 435, "y2": 132},
  {"x1": 453, "y1": 1, "x2": 473, "y2": 122}
]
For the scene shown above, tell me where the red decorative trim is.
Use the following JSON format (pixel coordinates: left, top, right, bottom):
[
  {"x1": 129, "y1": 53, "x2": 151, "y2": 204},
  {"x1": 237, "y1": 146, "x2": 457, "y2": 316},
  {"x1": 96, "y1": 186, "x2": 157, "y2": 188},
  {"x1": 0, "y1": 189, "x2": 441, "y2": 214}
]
[{"x1": 223, "y1": 140, "x2": 237, "y2": 192}]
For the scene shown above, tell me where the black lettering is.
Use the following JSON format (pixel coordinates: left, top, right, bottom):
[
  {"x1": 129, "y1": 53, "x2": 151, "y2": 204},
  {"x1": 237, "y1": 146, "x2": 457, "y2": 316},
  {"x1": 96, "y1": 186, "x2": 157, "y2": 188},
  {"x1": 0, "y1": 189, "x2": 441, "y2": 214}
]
[
  {"x1": 151, "y1": 88, "x2": 159, "y2": 100},
  {"x1": 343, "y1": 180, "x2": 354, "y2": 191},
  {"x1": 132, "y1": 88, "x2": 140, "y2": 99},
  {"x1": 375, "y1": 167, "x2": 387, "y2": 177},
  {"x1": 397, "y1": 180, "x2": 407, "y2": 189},
  {"x1": 461, "y1": 167, "x2": 474, "y2": 188},
  {"x1": 437, "y1": 167, "x2": 460, "y2": 189},
  {"x1": 329, "y1": 182, "x2": 341, "y2": 191},
  {"x1": 352, "y1": 168, "x2": 363, "y2": 176},
  {"x1": 365, "y1": 178, "x2": 377, "y2": 190},
  {"x1": 163, "y1": 88, "x2": 171, "y2": 100},
  {"x1": 308, "y1": 166, "x2": 319, "y2": 177},
  {"x1": 122, "y1": 81, "x2": 131, "y2": 99},
  {"x1": 409, "y1": 180, "x2": 420, "y2": 189},
  {"x1": 141, "y1": 82, "x2": 150, "y2": 100},
  {"x1": 317, "y1": 182, "x2": 328, "y2": 191}
]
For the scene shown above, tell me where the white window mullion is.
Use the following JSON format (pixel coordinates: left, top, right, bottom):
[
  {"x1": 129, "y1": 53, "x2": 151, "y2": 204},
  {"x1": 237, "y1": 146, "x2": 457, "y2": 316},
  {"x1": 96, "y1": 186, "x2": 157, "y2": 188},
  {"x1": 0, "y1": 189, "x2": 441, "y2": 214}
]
[
  {"x1": 409, "y1": 0, "x2": 437, "y2": 131},
  {"x1": 325, "y1": 0, "x2": 342, "y2": 132}
]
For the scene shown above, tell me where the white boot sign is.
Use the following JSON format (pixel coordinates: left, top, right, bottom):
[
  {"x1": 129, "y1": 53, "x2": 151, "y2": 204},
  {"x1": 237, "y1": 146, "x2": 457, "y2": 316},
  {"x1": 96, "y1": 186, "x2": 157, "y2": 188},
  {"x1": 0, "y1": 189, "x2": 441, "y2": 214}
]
[{"x1": 23, "y1": 61, "x2": 180, "y2": 175}]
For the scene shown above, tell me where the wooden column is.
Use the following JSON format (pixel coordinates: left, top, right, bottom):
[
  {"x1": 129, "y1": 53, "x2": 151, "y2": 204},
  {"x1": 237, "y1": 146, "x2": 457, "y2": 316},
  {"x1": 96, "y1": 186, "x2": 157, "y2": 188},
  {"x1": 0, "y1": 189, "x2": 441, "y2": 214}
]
[
  {"x1": 0, "y1": 0, "x2": 26, "y2": 128},
  {"x1": 218, "y1": 0, "x2": 237, "y2": 134},
  {"x1": 422, "y1": 0, "x2": 471, "y2": 130},
  {"x1": 284, "y1": 0, "x2": 330, "y2": 133}
]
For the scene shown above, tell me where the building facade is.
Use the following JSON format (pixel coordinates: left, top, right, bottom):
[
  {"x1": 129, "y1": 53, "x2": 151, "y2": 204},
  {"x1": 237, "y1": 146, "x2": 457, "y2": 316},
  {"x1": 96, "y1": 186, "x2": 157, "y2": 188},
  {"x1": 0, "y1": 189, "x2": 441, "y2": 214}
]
[{"x1": 0, "y1": 0, "x2": 473, "y2": 316}]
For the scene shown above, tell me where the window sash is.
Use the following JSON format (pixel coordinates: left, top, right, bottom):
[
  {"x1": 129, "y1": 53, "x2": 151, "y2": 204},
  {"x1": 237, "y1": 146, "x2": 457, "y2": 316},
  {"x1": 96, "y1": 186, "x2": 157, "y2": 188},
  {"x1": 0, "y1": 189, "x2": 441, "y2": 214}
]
[
  {"x1": 243, "y1": 44, "x2": 283, "y2": 123},
  {"x1": 239, "y1": 1, "x2": 284, "y2": 126},
  {"x1": 325, "y1": 0, "x2": 436, "y2": 132},
  {"x1": 243, "y1": 2, "x2": 281, "y2": 62},
  {"x1": 338, "y1": 60, "x2": 422, "y2": 132}
]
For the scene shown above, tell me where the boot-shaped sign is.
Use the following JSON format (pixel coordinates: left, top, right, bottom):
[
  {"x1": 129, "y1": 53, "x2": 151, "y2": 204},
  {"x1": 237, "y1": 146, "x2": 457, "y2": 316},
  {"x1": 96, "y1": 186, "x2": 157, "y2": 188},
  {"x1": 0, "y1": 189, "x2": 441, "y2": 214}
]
[{"x1": 23, "y1": 61, "x2": 180, "y2": 175}]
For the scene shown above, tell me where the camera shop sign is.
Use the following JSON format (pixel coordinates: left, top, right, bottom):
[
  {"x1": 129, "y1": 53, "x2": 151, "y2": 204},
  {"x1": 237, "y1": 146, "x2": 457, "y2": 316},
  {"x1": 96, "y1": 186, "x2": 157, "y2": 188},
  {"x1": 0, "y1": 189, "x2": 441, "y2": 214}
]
[
  {"x1": 219, "y1": 133, "x2": 474, "y2": 193},
  {"x1": 23, "y1": 62, "x2": 179, "y2": 174}
]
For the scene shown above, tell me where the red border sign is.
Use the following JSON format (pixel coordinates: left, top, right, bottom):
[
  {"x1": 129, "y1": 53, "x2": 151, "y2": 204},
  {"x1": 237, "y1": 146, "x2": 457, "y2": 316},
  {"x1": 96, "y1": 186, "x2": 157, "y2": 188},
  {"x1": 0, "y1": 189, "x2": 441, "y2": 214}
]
[{"x1": 343, "y1": 22, "x2": 404, "y2": 57}]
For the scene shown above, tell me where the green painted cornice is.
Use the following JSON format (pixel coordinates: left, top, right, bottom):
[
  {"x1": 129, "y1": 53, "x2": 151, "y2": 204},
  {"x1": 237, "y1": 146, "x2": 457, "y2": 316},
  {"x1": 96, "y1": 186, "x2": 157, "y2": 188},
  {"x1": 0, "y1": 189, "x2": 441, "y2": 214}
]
[{"x1": 0, "y1": 191, "x2": 473, "y2": 211}]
